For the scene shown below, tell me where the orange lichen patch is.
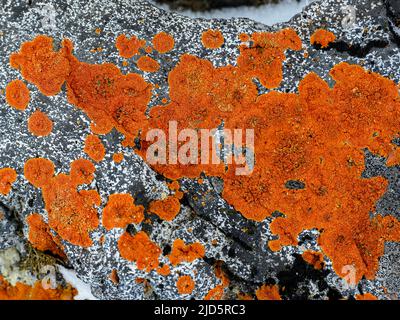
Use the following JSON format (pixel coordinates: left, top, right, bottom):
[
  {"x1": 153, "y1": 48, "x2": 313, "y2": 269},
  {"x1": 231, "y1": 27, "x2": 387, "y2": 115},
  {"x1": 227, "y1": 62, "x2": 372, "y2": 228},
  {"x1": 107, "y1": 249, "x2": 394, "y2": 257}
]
[
  {"x1": 0, "y1": 168, "x2": 17, "y2": 195},
  {"x1": 239, "y1": 33, "x2": 250, "y2": 42},
  {"x1": 70, "y1": 158, "x2": 96, "y2": 185},
  {"x1": 118, "y1": 231, "x2": 161, "y2": 272},
  {"x1": 95, "y1": 28, "x2": 101, "y2": 35},
  {"x1": 148, "y1": 196, "x2": 181, "y2": 221},
  {"x1": 237, "y1": 28, "x2": 302, "y2": 88},
  {"x1": 176, "y1": 275, "x2": 195, "y2": 295},
  {"x1": 102, "y1": 193, "x2": 144, "y2": 230},
  {"x1": 5, "y1": 79, "x2": 30, "y2": 110},
  {"x1": 24, "y1": 158, "x2": 100, "y2": 247},
  {"x1": 157, "y1": 264, "x2": 171, "y2": 276},
  {"x1": 204, "y1": 285, "x2": 224, "y2": 300},
  {"x1": 27, "y1": 110, "x2": 53, "y2": 137},
  {"x1": 10, "y1": 35, "x2": 71, "y2": 96},
  {"x1": 152, "y1": 32, "x2": 175, "y2": 53},
  {"x1": 112, "y1": 153, "x2": 124, "y2": 163},
  {"x1": 168, "y1": 180, "x2": 180, "y2": 191},
  {"x1": 237, "y1": 292, "x2": 253, "y2": 300},
  {"x1": 256, "y1": 285, "x2": 282, "y2": 300},
  {"x1": 0, "y1": 276, "x2": 77, "y2": 300},
  {"x1": 26, "y1": 213, "x2": 65, "y2": 258},
  {"x1": 115, "y1": 34, "x2": 146, "y2": 58},
  {"x1": 168, "y1": 239, "x2": 205, "y2": 266},
  {"x1": 137, "y1": 56, "x2": 160, "y2": 73},
  {"x1": 84, "y1": 134, "x2": 106, "y2": 162},
  {"x1": 64, "y1": 39, "x2": 152, "y2": 146},
  {"x1": 109, "y1": 269, "x2": 120, "y2": 285},
  {"x1": 310, "y1": 29, "x2": 336, "y2": 48},
  {"x1": 201, "y1": 30, "x2": 224, "y2": 49},
  {"x1": 302, "y1": 250, "x2": 325, "y2": 270},
  {"x1": 145, "y1": 46, "x2": 153, "y2": 54},
  {"x1": 355, "y1": 293, "x2": 378, "y2": 300}
]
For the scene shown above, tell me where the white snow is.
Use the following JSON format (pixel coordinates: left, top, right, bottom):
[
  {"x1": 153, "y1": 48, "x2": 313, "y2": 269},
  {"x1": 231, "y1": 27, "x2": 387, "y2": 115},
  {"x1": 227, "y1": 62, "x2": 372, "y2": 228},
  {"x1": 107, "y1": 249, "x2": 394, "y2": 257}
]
[
  {"x1": 149, "y1": 0, "x2": 316, "y2": 26},
  {"x1": 58, "y1": 265, "x2": 98, "y2": 300}
]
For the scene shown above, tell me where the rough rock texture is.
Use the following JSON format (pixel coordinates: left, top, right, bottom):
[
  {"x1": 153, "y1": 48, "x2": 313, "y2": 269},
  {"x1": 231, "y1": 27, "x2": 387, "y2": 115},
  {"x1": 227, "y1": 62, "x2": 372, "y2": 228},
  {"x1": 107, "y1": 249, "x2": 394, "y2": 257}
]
[
  {"x1": 1, "y1": 0, "x2": 400, "y2": 300},
  {"x1": 155, "y1": 0, "x2": 281, "y2": 11}
]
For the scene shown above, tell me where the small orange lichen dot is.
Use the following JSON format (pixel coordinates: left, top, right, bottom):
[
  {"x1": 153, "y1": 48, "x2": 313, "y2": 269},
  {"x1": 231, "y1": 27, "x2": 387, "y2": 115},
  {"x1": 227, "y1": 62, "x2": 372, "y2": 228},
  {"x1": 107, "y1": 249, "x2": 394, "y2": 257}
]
[
  {"x1": 27, "y1": 110, "x2": 53, "y2": 137},
  {"x1": 310, "y1": 29, "x2": 336, "y2": 48},
  {"x1": 176, "y1": 275, "x2": 195, "y2": 295},
  {"x1": 5, "y1": 79, "x2": 30, "y2": 110},
  {"x1": 109, "y1": 269, "x2": 120, "y2": 285},
  {"x1": 26, "y1": 213, "x2": 65, "y2": 258},
  {"x1": 118, "y1": 231, "x2": 161, "y2": 272},
  {"x1": 102, "y1": 193, "x2": 144, "y2": 230},
  {"x1": 112, "y1": 153, "x2": 124, "y2": 163},
  {"x1": 302, "y1": 250, "x2": 325, "y2": 270},
  {"x1": 0, "y1": 168, "x2": 17, "y2": 195},
  {"x1": 148, "y1": 196, "x2": 181, "y2": 221},
  {"x1": 152, "y1": 32, "x2": 175, "y2": 54},
  {"x1": 256, "y1": 285, "x2": 282, "y2": 300},
  {"x1": 157, "y1": 264, "x2": 171, "y2": 276},
  {"x1": 201, "y1": 30, "x2": 225, "y2": 49},
  {"x1": 84, "y1": 134, "x2": 106, "y2": 162},
  {"x1": 169, "y1": 239, "x2": 205, "y2": 266},
  {"x1": 137, "y1": 56, "x2": 160, "y2": 73},
  {"x1": 115, "y1": 34, "x2": 146, "y2": 58}
]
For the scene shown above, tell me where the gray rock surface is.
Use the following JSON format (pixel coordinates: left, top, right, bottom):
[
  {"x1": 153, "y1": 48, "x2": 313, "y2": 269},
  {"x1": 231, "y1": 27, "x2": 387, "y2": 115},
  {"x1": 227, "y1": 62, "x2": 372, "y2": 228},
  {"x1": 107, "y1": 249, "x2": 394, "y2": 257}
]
[{"x1": 0, "y1": 0, "x2": 400, "y2": 300}]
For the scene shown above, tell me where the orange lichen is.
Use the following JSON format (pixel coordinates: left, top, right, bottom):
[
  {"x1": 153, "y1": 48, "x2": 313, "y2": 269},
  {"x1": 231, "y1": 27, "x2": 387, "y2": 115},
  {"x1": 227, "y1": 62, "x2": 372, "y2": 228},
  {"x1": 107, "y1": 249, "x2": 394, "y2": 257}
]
[
  {"x1": 256, "y1": 285, "x2": 282, "y2": 300},
  {"x1": 201, "y1": 30, "x2": 225, "y2": 49},
  {"x1": 137, "y1": 56, "x2": 160, "y2": 73},
  {"x1": 0, "y1": 276, "x2": 77, "y2": 300},
  {"x1": 302, "y1": 250, "x2": 325, "y2": 270},
  {"x1": 152, "y1": 32, "x2": 175, "y2": 53},
  {"x1": 10, "y1": 35, "x2": 71, "y2": 96},
  {"x1": 109, "y1": 269, "x2": 120, "y2": 285},
  {"x1": 118, "y1": 231, "x2": 161, "y2": 272},
  {"x1": 84, "y1": 134, "x2": 106, "y2": 162},
  {"x1": 5, "y1": 79, "x2": 30, "y2": 110},
  {"x1": 176, "y1": 275, "x2": 195, "y2": 295},
  {"x1": 0, "y1": 168, "x2": 17, "y2": 195},
  {"x1": 102, "y1": 193, "x2": 144, "y2": 230},
  {"x1": 26, "y1": 213, "x2": 65, "y2": 258},
  {"x1": 310, "y1": 29, "x2": 336, "y2": 48},
  {"x1": 386, "y1": 147, "x2": 400, "y2": 166},
  {"x1": 27, "y1": 110, "x2": 53, "y2": 137},
  {"x1": 204, "y1": 285, "x2": 224, "y2": 300},
  {"x1": 24, "y1": 158, "x2": 100, "y2": 247},
  {"x1": 355, "y1": 293, "x2": 378, "y2": 300},
  {"x1": 115, "y1": 34, "x2": 146, "y2": 58},
  {"x1": 157, "y1": 264, "x2": 171, "y2": 276},
  {"x1": 169, "y1": 239, "x2": 205, "y2": 266},
  {"x1": 239, "y1": 33, "x2": 250, "y2": 42},
  {"x1": 149, "y1": 196, "x2": 181, "y2": 221},
  {"x1": 112, "y1": 153, "x2": 124, "y2": 163}
]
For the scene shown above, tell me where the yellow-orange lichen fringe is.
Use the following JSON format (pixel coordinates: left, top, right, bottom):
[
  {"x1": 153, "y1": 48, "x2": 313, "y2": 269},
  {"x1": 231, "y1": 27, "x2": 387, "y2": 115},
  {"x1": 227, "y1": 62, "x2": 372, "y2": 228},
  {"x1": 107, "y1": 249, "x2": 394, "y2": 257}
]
[
  {"x1": 5, "y1": 79, "x2": 30, "y2": 110},
  {"x1": 152, "y1": 32, "x2": 175, "y2": 54},
  {"x1": 256, "y1": 285, "x2": 282, "y2": 300},
  {"x1": 302, "y1": 250, "x2": 325, "y2": 270},
  {"x1": 26, "y1": 213, "x2": 65, "y2": 258},
  {"x1": 0, "y1": 168, "x2": 17, "y2": 196},
  {"x1": 0, "y1": 276, "x2": 76, "y2": 300},
  {"x1": 28, "y1": 110, "x2": 53, "y2": 137},
  {"x1": 115, "y1": 34, "x2": 146, "y2": 58},
  {"x1": 118, "y1": 231, "x2": 161, "y2": 272},
  {"x1": 148, "y1": 196, "x2": 181, "y2": 221},
  {"x1": 201, "y1": 30, "x2": 225, "y2": 49},
  {"x1": 84, "y1": 134, "x2": 106, "y2": 162},
  {"x1": 169, "y1": 239, "x2": 205, "y2": 266},
  {"x1": 310, "y1": 29, "x2": 336, "y2": 48},
  {"x1": 176, "y1": 275, "x2": 195, "y2": 295},
  {"x1": 137, "y1": 56, "x2": 160, "y2": 73},
  {"x1": 24, "y1": 158, "x2": 100, "y2": 247},
  {"x1": 102, "y1": 193, "x2": 144, "y2": 230}
]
